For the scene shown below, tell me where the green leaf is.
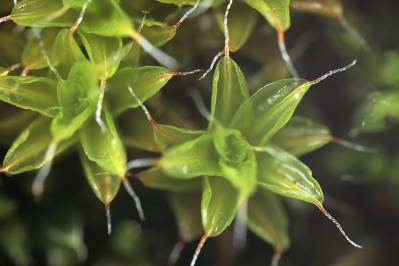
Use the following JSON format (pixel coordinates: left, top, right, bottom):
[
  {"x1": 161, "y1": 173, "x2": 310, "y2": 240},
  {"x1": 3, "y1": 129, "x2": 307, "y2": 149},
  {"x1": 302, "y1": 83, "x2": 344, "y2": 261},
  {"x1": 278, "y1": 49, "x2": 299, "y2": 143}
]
[
  {"x1": 247, "y1": 188, "x2": 290, "y2": 252},
  {"x1": 214, "y1": 2, "x2": 259, "y2": 52},
  {"x1": 201, "y1": 176, "x2": 240, "y2": 237},
  {"x1": 157, "y1": 0, "x2": 226, "y2": 8},
  {"x1": 154, "y1": 125, "x2": 205, "y2": 151},
  {"x1": 107, "y1": 66, "x2": 173, "y2": 115},
  {"x1": 22, "y1": 28, "x2": 59, "y2": 71},
  {"x1": 63, "y1": 0, "x2": 87, "y2": 8},
  {"x1": 51, "y1": 29, "x2": 86, "y2": 78},
  {"x1": 2, "y1": 117, "x2": 76, "y2": 174},
  {"x1": 160, "y1": 133, "x2": 221, "y2": 179},
  {"x1": 137, "y1": 168, "x2": 202, "y2": 192},
  {"x1": 80, "y1": 0, "x2": 133, "y2": 37},
  {"x1": 80, "y1": 151, "x2": 121, "y2": 205},
  {"x1": 230, "y1": 78, "x2": 310, "y2": 145},
  {"x1": 11, "y1": 0, "x2": 75, "y2": 27},
  {"x1": 352, "y1": 91, "x2": 399, "y2": 134},
  {"x1": 80, "y1": 105, "x2": 127, "y2": 177},
  {"x1": 79, "y1": 32, "x2": 129, "y2": 80},
  {"x1": 139, "y1": 18, "x2": 176, "y2": 47},
  {"x1": 0, "y1": 75, "x2": 61, "y2": 118},
  {"x1": 51, "y1": 61, "x2": 99, "y2": 142},
  {"x1": 291, "y1": 0, "x2": 343, "y2": 19},
  {"x1": 210, "y1": 56, "x2": 250, "y2": 128},
  {"x1": 256, "y1": 145, "x2": 324, "y2": 205},
  {"x1": 241, "y1": 0, "x2": 291, "y2": 31},
  {"x1": 213, "y1": 128, "x2": 257, "y2": 196},
  {"x1": 168, "y1": 192, "x2": 203, "y2": 242},
  {"x1": 272, "y1": 116, "x2": 331, "y2": 156}
]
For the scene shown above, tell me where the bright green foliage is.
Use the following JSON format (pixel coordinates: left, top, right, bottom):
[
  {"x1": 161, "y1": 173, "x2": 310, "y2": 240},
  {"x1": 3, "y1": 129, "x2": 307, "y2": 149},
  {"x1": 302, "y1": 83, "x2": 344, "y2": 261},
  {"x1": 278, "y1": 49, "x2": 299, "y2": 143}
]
[
  {"x1": 0, "y1": 76, "x2": 60, "y2": 117},
  {"x1": 257, "y1": 145, "x2": 324, "y2": 205},
  {"x1": 107, "y1": 66, "x2": 173, "y2": 115},
  {"x1": 80, "y1": 151, "x2": 121, "y2": 205},
  {"x1": 51, "y1": 61, "x2": 99, "y2": 142},
  {"x1": 231, "y1": 79, "x2": 310, "y2": 145},
  {"x1": 2, "y1": 117, "x2": 75, "y2": 174},
  {"x1": 79, "y1": 33, "x2": 129, "y2": 80},
  {"x1": 241, "y1": 0, "x2": 291, "y2": 31},
  {"x1": 0, "y1": 0, "x2": 366, "y2": 264},
  {"x1": 80, "y1": 106, "x2": 127, "y2": 177},
  {"x1": 210, "y1": 56, "x2": 250, "y2": 128},
  {"x1": 11, "y1": 0, "x2": 75, "y2": 27},
  {"x1": 201, "y1": 176, "x2": 240, "y2": 237}
]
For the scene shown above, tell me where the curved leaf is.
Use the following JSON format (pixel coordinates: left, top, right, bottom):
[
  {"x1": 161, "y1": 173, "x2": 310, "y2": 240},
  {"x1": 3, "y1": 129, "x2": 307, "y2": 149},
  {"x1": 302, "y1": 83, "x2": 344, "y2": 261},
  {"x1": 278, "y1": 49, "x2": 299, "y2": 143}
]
[
  {"x1": 11, "y1": 0, "x2": 75, "y2": 27},
  {"x1": 272, "y1": 116, "x2": 331, "y2": 156},
  {"x1": 80, "y1": 105, "x2": 127, "y2": 177},
  {"x1": 107, "y1": 66, "x2": 173, "y2": 115},
  {"x1": 160, "y1": 134, "x2": 221, "y2": 179},
  {"x1": 154, "y1": 125, "x2": 205, "y2": 152},
  {"x1": 230, "y1": 78, "x2": 310, "y2": 145},
  {"x1": 247, "y1": 188, "x2": 290, "y2": 252},
  {"x1": 80, "y1": 151, "x2": 121, "y2": 205},
  {"x1": 256, "y1": 145, "x2": 324, "y2": 205},
  {"x1": 241, "y1": 0, "x2": 291, "y2": 31},
  {"x1": 51, "y1": 61, "x2": 99, "y2": 141},
  {"x1": 201, "y1": 176, "x2": 240, "y2": 237},
  {"x1": 79, "y1": 32, "x2": 129, "y2": 80},
  {"x1": 2, "y1": 117, "x2": 76, "y2": 174},
  {"x1": 0, "y1": 76, "x2": 60, "y2": 118},
  {"x1": 210, "y1": 56, "x2": 250, "y2": 128}
]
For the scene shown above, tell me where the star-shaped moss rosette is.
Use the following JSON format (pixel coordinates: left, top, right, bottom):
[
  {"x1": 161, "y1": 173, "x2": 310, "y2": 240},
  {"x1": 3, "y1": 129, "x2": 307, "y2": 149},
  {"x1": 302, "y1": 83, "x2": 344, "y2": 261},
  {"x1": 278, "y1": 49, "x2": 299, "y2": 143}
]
[{"x1": 128, "y1": 48, "x2": 361, "y2": 265}]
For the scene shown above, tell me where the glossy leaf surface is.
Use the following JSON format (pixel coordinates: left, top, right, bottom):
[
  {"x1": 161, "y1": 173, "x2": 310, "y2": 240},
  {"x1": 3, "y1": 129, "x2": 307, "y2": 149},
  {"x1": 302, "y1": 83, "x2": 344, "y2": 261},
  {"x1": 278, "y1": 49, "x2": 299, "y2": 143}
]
[
  {"x1": 140, "y1": 18, "x2": 176, "y2": 48},
  {"x1": 2, "y1": 117, "x2": 75, "y2": 174},
  {"x1": 51, "y1": 61, "x2": 99, "y2": 142},
  {"x1": 79, "y1": 33, "x2": 128, "y2": 80},
  {"x1": 201, "y1": 176, "x2": 240, "y2": 237},
  {"x1": 11, "y1": 0, "x2": 75, "y2": 27},
  {"x1": 210, "y1": 56, "x2": 250, "y2": 128},
  {"x1": 157, "y1": 0, "x2": 226, "y2": 7},
  {"x1": 247, "y1": 188, "x2": 290, "y2": 252},
  {"x1": 80, "y1": 105, "x2": 127, "y2": 177},
  {"x1": 107, "y1": 66, "x2": 173, "y2": 115},
  {"x1": 241, "y1": 0, "x2": 291, "y2": 31},
  {"x1": 0, "y1": 76, "x2": 60, "y2": 118},
  {"x1": 160, "y1": 134, "x2": 221, "y2": 179},
  {"x1": 80, "y1": 0, "x2": 133, "y2": 37},
  {"x1": 257, "y1": 145, "x2": 324, "y2": 205},
  {"x1": 272, "y1": 116, "x2": 331, "y2": 156},
  {"x1": 51, "y1": 29, "x2": 86, "y2": 77},
  {"x1": 230, "y1": 78, "x2": 310, "y2": 145},
  {"x1": 80, "y1": 151, "x2": 121, "y2": 205}
]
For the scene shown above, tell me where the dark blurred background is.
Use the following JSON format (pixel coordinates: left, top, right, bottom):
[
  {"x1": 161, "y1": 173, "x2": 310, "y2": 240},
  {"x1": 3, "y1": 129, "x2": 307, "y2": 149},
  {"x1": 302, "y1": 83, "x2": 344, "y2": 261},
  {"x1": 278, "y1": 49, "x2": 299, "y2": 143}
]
[{"x1": 1, "y1": 0, "x2": 399, "y2": 266}]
